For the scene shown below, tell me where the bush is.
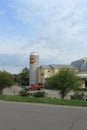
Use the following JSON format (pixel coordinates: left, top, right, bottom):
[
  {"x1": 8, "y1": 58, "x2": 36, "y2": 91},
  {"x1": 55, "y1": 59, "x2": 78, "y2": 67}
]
[
  {"x1": 71, "y1": 92, "x2": 85, "y2": 100},
  {"x1": 47, "y1": 69, "x2": 80, "y2": 99},
  {"x1": 0, "y1": 71, "x2": 14, "y2": 94},
  {"x1": 33, "y1": 91, "x2": 46, "y2": 98},
  {"x1": 74, "y1": 87, "x2": 87, "y2": 91},
  {"x1": 19, "y1": 89, "x2": 28, "y2": 97}
]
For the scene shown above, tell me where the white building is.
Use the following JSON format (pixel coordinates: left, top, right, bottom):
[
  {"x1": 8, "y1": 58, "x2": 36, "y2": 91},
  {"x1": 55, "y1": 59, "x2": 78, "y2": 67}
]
[{"x1": 71, "y1": 58, "x2": 87, "y2": 71}]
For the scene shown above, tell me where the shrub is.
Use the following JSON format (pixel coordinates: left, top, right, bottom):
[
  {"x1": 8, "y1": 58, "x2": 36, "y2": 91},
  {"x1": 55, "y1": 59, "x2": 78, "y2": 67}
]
[
  {"x1": 19, "y1": 89, "x2": 28, "y2": 97},
  {"x1": 47, "y1": 69, "x2": 80, "y2": 99},
  {"x1": 33, "y1": 91, "x2": 46, "y2": 98},
  {"x1": 71, "y1": 92, "x2": 85, "y2": 100},
  {"x1": 0, "y1": 71, "x2": 14, "y2": 94}
]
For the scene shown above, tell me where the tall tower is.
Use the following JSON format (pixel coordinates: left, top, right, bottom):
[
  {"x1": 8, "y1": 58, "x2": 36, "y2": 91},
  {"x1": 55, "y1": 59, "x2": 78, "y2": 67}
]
[{"x1": 29, "y1": 52, "x2": 39, "y2": 85}]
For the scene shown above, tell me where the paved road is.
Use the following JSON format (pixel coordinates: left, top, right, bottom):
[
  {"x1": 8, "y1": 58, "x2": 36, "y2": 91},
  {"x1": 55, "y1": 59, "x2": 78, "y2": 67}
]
[{"x1": 0, "y1": 101, "x2": 87, "y2": 130}]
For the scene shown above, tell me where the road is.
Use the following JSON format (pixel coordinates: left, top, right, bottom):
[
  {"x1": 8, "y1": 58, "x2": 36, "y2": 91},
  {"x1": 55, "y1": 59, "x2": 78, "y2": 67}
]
[{"x1": 0, "y1": 101, "x2": 87, "y2": 130}]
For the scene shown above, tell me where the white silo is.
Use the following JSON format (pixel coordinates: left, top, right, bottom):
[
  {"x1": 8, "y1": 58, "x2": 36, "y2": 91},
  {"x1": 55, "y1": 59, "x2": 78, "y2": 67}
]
[{"x1": 29, "y1": 52, "x2": 39, "y2": 85}]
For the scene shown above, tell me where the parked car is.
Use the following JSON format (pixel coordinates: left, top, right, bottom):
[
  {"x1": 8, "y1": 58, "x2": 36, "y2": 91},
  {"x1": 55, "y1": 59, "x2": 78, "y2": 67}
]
[{"x1": 25, "y1": 84, "x2": 44, "y2": 91}]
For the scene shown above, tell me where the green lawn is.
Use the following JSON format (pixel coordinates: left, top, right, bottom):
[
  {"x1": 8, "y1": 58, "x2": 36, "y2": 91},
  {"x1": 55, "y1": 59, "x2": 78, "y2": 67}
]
[{"x1": 0, "y1": 95, "x2": 87, "y2": 107}]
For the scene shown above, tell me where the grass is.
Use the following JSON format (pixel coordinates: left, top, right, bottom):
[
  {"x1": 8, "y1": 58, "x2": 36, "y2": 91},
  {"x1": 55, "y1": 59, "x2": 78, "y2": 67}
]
[{"x1": 0, "y1": 95, "x2": 87, "y2": 107}]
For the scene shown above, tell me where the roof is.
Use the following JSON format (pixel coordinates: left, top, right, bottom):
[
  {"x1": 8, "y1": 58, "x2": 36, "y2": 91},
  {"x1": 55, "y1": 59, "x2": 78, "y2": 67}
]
[
  {"x1": 49, "y1": 64, "x2": 77, "y2": 69},
  {"x1": 38, "y1": 64, "x2": 78, "y2": 69},
  {"x1": 72, "y1": 57, "x2": 87, "y2": 63},
  {"x1": 30, "y1": 52, "x2": 39, "y2": 56},
  {"x1": 77, "y1": 74, "x2": 87, "y2": 79},
  {"x1": 39, "y1": 65, "x2": 51, "y2": 69}
]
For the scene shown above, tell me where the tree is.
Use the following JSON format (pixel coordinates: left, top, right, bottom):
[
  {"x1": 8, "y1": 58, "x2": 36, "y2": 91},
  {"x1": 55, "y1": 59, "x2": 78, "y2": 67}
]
[
  {"x1": 0, "y1": 71, "x2": 14, "y2": 94},
  {"x1": 47, "y1": 69, "x2": 80, "y2": 99},
  {"x1": 18, "y1": 67, "x2": 29, "y2": 86}
]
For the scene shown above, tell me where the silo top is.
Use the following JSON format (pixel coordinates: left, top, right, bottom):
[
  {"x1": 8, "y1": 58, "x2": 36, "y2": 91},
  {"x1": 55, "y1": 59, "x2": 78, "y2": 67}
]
[{"x1": 30, "y1": 52, "x2": 39, "y2": 56}]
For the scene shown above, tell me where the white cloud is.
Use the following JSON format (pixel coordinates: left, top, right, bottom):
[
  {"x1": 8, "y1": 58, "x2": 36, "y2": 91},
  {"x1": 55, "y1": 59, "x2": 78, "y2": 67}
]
[
  {"x1": 0, "y1": 51, "x2": 28, "y2": 74},
  {"x1": 11, "y1": 0, "x2": 85, "y2": 43},
  {"x1": 0, "y1": 37, "x2": 27, "y2": 55},
  {"x1": 0, "y1": 0, "x2": 87, "y2": 73}
]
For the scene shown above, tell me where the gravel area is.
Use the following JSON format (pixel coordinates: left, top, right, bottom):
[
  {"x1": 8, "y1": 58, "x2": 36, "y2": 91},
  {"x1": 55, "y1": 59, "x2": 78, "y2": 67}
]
[
  {"x1": 27, "y1": 89, "x2": 75, "y2": 99},
  {"x1": 2, "y1": 86, "x2": 87, "y2": 100},
  {"x1": 2, "y1": 85, "x2": 22, "y2": 95}
]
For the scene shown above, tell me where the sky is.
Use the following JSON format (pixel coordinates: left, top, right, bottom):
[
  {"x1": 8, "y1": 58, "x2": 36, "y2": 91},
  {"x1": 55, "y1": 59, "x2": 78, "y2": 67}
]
[{"x1": 0, "y1": 0, "x2": 87, "y2": 74}]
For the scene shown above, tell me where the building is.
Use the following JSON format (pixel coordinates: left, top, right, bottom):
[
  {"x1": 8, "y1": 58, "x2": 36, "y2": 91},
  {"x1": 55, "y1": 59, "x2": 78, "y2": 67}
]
[
  {"x1": 71, "y1": 57, "x2": 87, "y2": 71},
  {"x1": 37, "y1": 64, "x2": 78, "y2": 86},
  {"x1": 71, "y1": 58, "x2": 87, "y2": 88},
  {"x1": 29, "y1": 52, "x2": 87, "y2": 88}
]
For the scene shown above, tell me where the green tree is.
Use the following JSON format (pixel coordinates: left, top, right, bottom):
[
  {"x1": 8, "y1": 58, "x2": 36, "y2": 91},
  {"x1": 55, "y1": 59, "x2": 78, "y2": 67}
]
[
  {"x1": 18, "y1": 67, "x2": 29, "y2": 86},
  {"x1": 0, "y1": 71, "x2": 14, "y2": 94},
  {"x1": 47, "y1": 69, "x2": 80, "y2": 99}
]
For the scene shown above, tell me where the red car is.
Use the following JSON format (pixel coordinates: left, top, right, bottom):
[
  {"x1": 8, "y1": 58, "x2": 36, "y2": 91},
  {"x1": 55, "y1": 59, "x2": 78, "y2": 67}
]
[{"x1": 25, "y1": 84, "x2": 44, "y2": 91}]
